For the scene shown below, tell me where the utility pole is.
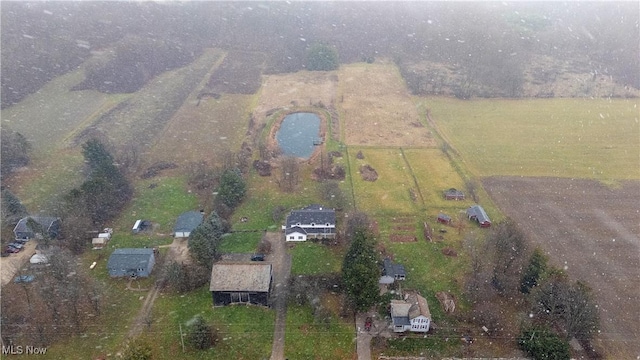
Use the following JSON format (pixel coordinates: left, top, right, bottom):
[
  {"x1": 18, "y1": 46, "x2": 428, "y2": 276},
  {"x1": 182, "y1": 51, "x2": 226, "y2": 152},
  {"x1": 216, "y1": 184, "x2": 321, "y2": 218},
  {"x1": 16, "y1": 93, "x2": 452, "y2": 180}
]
[{"x1": 179, "y1": 324, "x2": 185, "y2": 353}]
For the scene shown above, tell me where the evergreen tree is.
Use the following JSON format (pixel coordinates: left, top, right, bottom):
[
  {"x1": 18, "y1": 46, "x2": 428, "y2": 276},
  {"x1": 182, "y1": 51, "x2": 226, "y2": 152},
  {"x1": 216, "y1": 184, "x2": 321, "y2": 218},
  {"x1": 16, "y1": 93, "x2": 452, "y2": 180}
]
[
  {"x1": 1, "y1": 189, "x2": 29, "y2": 225},
  {"x1": 188, "y1": 211, "x2": 226, "y2": 267},
  {"x1": 76, "y1": 139, "x2": 132, "y2": 225},
  {"x1": 342, "y1": 230, "x2": 380, "y2": 312},
  {"x1": 307, "y1": 43, "x2": 339, "y2": 71},
  {"x1": 520, "y1": 248, "x2": 548, "y2": 293},
  {"x1": 518, "y1": 326, "x2": 571, "y2": 360},
  {"x1": 216, "y1": 169, "x2": 246, "y2": 209},
  {"x1": 186, "y1": 315, "x2": 215, "y2": 350}
]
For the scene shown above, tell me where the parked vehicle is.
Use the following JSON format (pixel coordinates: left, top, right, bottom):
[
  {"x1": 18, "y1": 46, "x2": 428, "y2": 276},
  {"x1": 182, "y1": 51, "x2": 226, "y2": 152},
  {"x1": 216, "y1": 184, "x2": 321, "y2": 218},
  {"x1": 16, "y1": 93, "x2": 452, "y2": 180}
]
[
  {"x1": 8, "y1": 242, "x2": 24, "y2": 249},
  {"x1": 5, "y1": 246, "x2": 20, "y2": 253},
  {"x1": 251, "y1": 254, "x2": 265, "y2": 261},
  {"x1": 14, "y1": 275, "x2": 35, "y2": 283}
]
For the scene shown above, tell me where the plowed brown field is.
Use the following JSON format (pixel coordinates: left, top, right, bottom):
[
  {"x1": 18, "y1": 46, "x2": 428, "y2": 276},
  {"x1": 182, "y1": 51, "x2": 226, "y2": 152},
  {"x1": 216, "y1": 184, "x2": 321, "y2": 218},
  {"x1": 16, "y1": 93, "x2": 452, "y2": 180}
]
[{"x1": 484, "y1": 177, "x2": 640, "y2": 359}]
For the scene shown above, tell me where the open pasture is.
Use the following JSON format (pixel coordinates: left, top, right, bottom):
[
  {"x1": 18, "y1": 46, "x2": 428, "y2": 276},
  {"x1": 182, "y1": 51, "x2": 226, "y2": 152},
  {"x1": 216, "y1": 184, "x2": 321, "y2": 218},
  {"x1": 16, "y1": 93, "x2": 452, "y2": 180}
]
[
  {"x1": 348, "y1": 147, "x2": 421, "y2": 215},
  {"x1": 425, "y1": 97, "x2": 640, "y2": 180},
  {"x1": 0, "y1": 66, "x2": 118, "y2": 153},
  {"x1": 147, "y1": 93, "x2": 252, "y2": 167},
  {"x1": 74, "y1": 49, "x2": 222, "y2": 161},
  {"x1": 339, "y1": 61, "x2": 436, "y2": 147},
  {"x1": 403, "y1": 148, "x2": 474, "y2": 210},
  {"x1": 206, "y1": 50, "x2": 266, "y2": 95},
  {"x1": 484, "y1": 177, "x2": 640, "y2": 359},
  {"x1": 253, "y1": 70, "x2": 339, "y2": 125}
]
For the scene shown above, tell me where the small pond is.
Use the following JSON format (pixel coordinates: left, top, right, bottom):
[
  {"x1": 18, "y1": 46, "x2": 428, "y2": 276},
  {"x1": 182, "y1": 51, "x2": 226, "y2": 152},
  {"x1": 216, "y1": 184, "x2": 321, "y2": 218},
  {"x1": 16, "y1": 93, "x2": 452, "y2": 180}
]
[{"x1": 276, "y1": 112, "x2": 321, "y2": 159}]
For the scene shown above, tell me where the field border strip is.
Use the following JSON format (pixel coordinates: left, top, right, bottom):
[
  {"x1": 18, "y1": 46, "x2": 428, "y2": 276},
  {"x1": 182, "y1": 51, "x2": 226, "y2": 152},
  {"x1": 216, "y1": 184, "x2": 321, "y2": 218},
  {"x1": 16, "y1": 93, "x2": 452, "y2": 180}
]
[{"x1": 399, "y1": 147, "x2": 426, "y2": 209}]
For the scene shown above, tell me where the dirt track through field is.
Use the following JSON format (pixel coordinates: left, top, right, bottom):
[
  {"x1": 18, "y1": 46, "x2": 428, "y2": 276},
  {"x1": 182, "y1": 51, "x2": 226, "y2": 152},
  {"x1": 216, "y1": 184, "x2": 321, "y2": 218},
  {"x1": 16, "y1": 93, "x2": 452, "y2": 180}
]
[{"x1": 483, "y1": 177, "x2": 640, "y2": 359}]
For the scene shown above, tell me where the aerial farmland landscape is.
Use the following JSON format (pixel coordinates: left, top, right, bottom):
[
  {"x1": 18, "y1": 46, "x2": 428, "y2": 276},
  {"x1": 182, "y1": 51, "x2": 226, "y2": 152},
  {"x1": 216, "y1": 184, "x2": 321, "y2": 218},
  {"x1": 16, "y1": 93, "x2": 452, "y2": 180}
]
[{"x1": 1, "y1": 2, "x2": 638, "y2": 360}]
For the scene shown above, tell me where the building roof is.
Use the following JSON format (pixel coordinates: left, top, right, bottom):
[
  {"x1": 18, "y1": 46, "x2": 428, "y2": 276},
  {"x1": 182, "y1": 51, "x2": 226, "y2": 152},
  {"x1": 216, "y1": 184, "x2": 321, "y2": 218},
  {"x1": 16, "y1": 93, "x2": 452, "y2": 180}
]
[
  {"x1": 285, "y1": 204, "x2": 335, "y2": 228},
  {"x1": 390, "y1": 299, "x2": 412, "y2": 326},
  {"x1": 14, "y1": 216, "x2": 59, "y2": 233},
  {"x1": 438, "y1": 213, "x2": 452, "y2": 221},
  {"x1": 174, "y1": 211, "x2": 204, "y2": 232},
  {"x1": 405, "y1": 290, "x2": 431, "y2": 319},
  {"x1": 444, "y1": 188, "x2": 464, "y2": 197},
  {"x1": 107, "y1": 248, "x2": 154, "y2": 270},
  {"x1": 383, "y1": 258, "x2": 406, "y2": 278},
  {"x1": 467, "y1": 205, "x2": 490, "y2": 223},
  {"x1": 209, "y1": 263, "x2": 272, "y2": 292},
  {"x1": 285, "y1": 226, "x2": 306, "y2": 235}
]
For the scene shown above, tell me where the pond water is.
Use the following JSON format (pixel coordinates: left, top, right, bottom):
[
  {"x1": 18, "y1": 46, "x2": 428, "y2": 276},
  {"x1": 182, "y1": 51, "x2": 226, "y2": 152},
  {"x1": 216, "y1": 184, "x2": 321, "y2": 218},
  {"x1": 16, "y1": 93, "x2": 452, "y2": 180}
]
[{"x1": 276, "y1": 112, "x2": 321, "y2": 159}]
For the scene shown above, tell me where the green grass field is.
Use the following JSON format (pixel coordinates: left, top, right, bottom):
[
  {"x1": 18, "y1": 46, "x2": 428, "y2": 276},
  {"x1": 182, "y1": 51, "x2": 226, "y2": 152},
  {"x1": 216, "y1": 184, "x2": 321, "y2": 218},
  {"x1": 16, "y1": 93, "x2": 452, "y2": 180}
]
[
  {"x1": 0, "y1": 67, "x2": 119, "y2": 153},
  {"x1": 137, "y1": 287, "x2": 275, "y2": 360},
  {"x1": 423, "y1": 97, "x2": 640, "y2": 180},
  {"x1": 285, "y1": 304, "x2": 354, "y2": 360},
  {"x1": 290, "y1": 242, "x2": 343, "y2": 275},
  {"x1": 348, "y1": 147, "x2": 422, "y2": 215}
]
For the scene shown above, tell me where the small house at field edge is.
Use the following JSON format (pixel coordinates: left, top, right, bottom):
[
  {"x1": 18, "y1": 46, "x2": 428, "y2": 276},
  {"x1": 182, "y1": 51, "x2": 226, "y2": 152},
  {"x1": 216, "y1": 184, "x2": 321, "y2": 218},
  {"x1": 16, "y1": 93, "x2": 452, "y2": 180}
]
[
  {"x1": 466, "y1": 205, "x2": 491, "y2": 228},
  {"x1": 209, "y1": 263, "x2": 272, "y2": 307},
  {"x1": 379, "y1": 258, "x2": 406, "y2": 284},
  {"x1": 282, "y1": 204, "x2": 336, "y2": 241},
  {"x1": 13, "y1": 216, "x2": 61, "y2": 241},
  {"x1": 390, "y1": 290, "x2": 431, "y2": 333},
  {"x1": 107, "y1": 248, "x2": 155, "y2": 278},
  {"x1": 173, "y1": 211, "x2": 204, "y2": 238}
]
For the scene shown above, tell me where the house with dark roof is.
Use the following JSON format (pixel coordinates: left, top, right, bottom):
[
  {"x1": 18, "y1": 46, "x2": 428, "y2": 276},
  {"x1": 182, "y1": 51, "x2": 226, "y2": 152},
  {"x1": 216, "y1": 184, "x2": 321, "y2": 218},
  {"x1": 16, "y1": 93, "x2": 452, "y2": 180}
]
[
  {"x1": 390, "y1": 290, "x2": 431, "y2": 333},
  {"x1": 209, "y1": 263, "x2": 272, "y2": 307},
  {"x1": 13, "y1": 216, "x2": 61, "y2": 241},
  {"x1": 379, "y1": 258, "x2": 406, "y2": 284},
  {"x1": 282, "y1": 204, "x2": 336, "y2": 241},
  {"x1": 467, "y1": 205, "x2": 491, "y2": 228},
  {"x1": 107, "y1": 248, "x2": 155, "y2": 278},
  {"x1": 173, "y1": 211, "x2": 204, "y2": 238},
  {"x1": 444, "y1": 188, "x2": 465, "y2": 200}
]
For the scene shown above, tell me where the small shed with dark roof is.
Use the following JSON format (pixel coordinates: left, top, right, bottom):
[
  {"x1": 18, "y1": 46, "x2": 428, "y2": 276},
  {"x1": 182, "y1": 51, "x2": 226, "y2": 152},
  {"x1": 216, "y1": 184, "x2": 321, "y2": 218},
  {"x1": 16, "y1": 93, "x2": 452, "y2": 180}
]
[
  {"x1": 444, "y1": 188, "x2": 465, "y2": 200},
  {"x1": 210, "y1": 263, "x2": 272, "y2": 307},
  {"x1": 467, "y1": 205, "x2": 491, "y2": 228},
  {"x1": 173, "y1": 211, "x2": 204, "y2": 238},
  {"x1": 107, "y1": 248, "x2": 155, "y2": 278}
]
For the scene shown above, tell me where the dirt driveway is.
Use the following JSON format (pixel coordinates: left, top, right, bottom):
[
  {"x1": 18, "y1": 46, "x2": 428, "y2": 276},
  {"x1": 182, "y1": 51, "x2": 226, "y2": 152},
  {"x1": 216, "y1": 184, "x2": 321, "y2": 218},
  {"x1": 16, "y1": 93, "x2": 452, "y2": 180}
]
[
  {"x1": 267, "y1": 231, "x2": 291, "y2": 360},
  {"x1": 0, "y1": 240, "x2": 37, "y2": 286},
  {"x1": 483, "y1": 177, "x2": 640, "y2": 359}
]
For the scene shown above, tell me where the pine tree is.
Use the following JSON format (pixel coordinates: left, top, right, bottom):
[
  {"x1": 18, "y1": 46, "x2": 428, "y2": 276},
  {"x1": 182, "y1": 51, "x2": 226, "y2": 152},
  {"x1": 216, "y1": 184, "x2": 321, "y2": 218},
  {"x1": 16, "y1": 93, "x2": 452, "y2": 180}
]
[{"x1": 342, "y1": 230, "x2": 380, "y2": 312}]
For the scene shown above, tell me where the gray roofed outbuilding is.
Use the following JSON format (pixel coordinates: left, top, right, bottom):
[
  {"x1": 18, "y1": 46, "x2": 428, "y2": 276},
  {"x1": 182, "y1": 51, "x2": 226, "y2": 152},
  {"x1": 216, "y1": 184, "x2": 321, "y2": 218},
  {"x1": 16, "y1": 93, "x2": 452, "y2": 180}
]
[
  {"x1": 107, "y1": 248, "x2": 155, "y2": 277},
  {"x1": 173, "y1": 211, "x2": 204, "y2": 236}
]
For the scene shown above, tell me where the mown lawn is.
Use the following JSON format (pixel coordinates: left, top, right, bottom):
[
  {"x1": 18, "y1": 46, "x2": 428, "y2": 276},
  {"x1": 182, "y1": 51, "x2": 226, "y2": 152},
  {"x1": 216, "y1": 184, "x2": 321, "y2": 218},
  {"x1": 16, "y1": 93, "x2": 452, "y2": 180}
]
[
  {"x1": 424, "y1": 97, "x2": 640, "y2": 180},
  {"x1": 18, "y1": 275, "x2": 155, "y2": 360},
  {"x1": 290, "y1": 242, "x2": 343, "y2": 275},
  {"x1": 137, "y1": 287, "x2": 275, "y2": 360},
  {"x1": 105, "y1": 175, "x2": 199, "y2": 250},
  {"x1": 285, "y1": 304, "x2": 354, "y2": 360}
]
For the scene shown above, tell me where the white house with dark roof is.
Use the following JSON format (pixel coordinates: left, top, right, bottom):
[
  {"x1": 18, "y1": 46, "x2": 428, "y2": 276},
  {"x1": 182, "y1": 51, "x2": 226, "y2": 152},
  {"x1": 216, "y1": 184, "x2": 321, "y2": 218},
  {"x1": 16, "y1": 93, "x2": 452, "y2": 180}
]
[
  {"x1": 282, "y1": 204, "x2": 336, "y2": 241},
  {"x1": 390, "y1": 290, "x2": 431, "y2": 333}
]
